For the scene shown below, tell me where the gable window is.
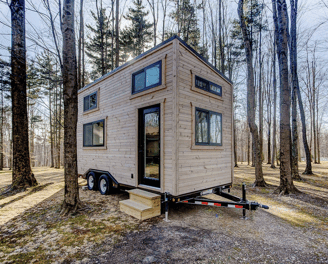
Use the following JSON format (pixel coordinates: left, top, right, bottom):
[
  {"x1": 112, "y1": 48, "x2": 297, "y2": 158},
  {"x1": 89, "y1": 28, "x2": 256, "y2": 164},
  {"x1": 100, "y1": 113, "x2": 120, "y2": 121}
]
[
  {"x1": 83, "y1": 119, "x2": 105, "y2": 147},
  {"x1": 195, "y1": 108, "x2": 222, "y2": 146},
  {"x1": 132, "y1": 60, "x2": 162, "y2": 94},
  {"x1": 84, "y1": 91, "x2": 97, "y2": 112},
  {"x1": 195, "y1": 75, "x2": 222, "y2": 96}
]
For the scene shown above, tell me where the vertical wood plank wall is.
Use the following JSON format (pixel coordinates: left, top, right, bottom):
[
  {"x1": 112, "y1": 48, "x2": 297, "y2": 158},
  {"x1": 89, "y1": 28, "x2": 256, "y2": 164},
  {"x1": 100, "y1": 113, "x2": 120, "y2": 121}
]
[
  {"x1": 77, "y1": 43, "x2": 176, "y2": 194},
  {"x1": 176, "y1": 43, "x2": 233, "y2": 195}
]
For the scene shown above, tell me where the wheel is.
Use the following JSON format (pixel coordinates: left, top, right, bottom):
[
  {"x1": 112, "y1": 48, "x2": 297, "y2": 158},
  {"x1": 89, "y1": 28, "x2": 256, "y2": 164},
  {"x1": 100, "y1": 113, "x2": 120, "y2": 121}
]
[
  {"x1": 87, "y1": 172, "x2": 97, "y2": 191},
  {"x1": 98, "y1": 174, "x2": 111, "y2": 195}
]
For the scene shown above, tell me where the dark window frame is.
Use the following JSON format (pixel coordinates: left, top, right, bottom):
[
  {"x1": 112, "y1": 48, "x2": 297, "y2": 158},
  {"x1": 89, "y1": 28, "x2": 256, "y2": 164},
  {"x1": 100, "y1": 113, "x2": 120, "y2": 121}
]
[
  {"x1": 195, "y1": 107, "x2": 222, "y2": 146},
  {"x1": 83, "y1": 91, "x2": 98, "y2": 112},
  {"x1": 83, "y1": 119, "x2": 105, "y2": 147},
  {"x1": 195, "y1": 75, "x2": 222, "y2": 97},
  {"x1": 132, "y1": 60, "x2": 162, "y2": 94}
]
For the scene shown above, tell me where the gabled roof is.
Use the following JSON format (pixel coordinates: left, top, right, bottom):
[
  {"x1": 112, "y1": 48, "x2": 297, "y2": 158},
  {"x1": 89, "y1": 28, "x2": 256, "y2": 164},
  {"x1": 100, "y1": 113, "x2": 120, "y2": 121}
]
[{"x1": 79, "y1": 35, "x2": 232, "y2": 93}]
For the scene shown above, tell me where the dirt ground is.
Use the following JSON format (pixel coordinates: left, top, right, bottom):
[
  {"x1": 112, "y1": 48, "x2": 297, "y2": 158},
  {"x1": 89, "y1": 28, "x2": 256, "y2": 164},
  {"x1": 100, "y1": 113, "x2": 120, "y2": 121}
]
[{"x1": 0, "y1": 162, "x2": 327, "y2": 263}]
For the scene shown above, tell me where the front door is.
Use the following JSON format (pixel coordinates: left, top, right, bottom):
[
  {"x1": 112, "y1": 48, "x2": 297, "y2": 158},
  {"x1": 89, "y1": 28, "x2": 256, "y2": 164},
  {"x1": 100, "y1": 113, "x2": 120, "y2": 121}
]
[{"x1": 138, "y1": 105, "x2": 160, "y2": 188}]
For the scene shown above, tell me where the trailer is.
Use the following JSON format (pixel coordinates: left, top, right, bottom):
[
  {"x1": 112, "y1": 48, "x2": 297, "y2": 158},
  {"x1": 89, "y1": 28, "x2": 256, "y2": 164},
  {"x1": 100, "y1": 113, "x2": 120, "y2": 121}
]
[{"x1": 77, "y1": 36, "x2": 268, "y2": 220}]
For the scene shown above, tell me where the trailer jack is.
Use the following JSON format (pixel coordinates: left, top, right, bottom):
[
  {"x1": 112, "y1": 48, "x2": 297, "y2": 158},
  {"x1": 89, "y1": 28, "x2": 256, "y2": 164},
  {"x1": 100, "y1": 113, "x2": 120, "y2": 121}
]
[{"x1": 177, "y1": 183, "x2": 269, "y2": 219}]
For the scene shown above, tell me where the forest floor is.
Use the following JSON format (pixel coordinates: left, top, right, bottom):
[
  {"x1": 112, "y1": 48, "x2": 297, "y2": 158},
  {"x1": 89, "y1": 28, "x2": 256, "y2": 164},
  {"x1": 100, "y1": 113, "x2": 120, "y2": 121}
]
[{"x1": 0, "y1": 162, "x2": 327, "y2": 263}]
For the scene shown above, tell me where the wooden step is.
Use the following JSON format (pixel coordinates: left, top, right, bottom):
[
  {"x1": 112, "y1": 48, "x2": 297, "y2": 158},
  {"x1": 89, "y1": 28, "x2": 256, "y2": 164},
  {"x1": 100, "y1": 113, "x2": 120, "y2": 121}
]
[
  {"x1": 128, "y1": 189, "x2": 161, "y2": 208},
  {"x1": 119, "y1": 199, "x2": 161, "y2": 220}
]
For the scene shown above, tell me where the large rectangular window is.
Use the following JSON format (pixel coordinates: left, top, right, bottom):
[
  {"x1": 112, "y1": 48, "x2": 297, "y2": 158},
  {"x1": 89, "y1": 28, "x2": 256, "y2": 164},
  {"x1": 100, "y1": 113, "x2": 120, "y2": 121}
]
[
  {"x1": 84, "y1": 91, "x2": 97, "y2": 112},
  {"x1": 132, "y1": 61, "x2": 162, "y2": 94},
  {"x1": 195, "y1": 76, "x2": 222, "y2": 97},
  {"x1": 83, "y1": 119, "x2": 105, "y2": 147},
  {"x1": 195, "y1": 108, "x2": 222, "y2": 146}
]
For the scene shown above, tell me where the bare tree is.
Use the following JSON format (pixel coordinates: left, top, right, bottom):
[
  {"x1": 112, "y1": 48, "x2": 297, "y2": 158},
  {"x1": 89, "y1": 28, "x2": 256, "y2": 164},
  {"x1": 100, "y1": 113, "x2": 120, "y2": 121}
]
[
  {"x1": 61, "y1": 0, "x2": 81, "y2": 214},
  {"x1": 147, "y1": 0, "x2": 159, "y2": 46},
  {"x1": 273, "y1": 0, "x2": 297, "y2": 194},
  {"x1": 9, "y1": 0, "x2": 38, "y2": 189},
  {"x1": 271, "y1": 35, "x2": 277, "y2": 168},
  {"x1": 238, "y1": 0, "x2": 266, "y2": 186},
  {"x1": 161, "y1": 0, "x2": 169, "y2": 42},
  {"x1": 115, "y1": 0, "x2": 120, "y2": 67},
  {"x1": 290, "y1": 0, "x2": 312, "y2": 175}
]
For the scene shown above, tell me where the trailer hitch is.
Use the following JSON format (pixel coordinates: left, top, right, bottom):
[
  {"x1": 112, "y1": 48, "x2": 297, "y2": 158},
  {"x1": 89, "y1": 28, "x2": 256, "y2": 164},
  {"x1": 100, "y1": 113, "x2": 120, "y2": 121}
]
[{"x1": 177, "y1": 183, "x2": 269, "y2": 219}]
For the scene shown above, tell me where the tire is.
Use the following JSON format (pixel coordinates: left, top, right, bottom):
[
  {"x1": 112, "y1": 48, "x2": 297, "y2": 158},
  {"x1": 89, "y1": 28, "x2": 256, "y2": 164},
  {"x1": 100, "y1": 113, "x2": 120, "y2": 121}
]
[
  {"x1": 87, "y1": 172, "x2": 97, "y2": 191},
  {"x1": 98, "y1": 174, "x2": 111, "y2": 195}
]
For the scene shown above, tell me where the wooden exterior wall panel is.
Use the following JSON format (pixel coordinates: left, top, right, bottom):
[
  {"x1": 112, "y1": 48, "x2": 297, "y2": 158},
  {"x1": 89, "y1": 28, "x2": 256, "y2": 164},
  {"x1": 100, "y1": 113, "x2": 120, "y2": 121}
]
[
  {"x1": 176, "y1": 43, "x2": 233, "y2": 195},
  {"x1": 77, "y1": 43, "x2": 176, "y2": 194}
]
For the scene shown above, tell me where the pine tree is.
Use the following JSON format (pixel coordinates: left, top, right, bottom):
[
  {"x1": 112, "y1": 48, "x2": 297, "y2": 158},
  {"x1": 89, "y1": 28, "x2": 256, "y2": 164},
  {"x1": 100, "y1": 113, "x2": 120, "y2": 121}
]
[
  {"x1": 86, "y1": 8, "x2": 114, "y2": 79},
  {"x1": 122, "y1": 0, "x2": 153, "y2": 57},
  {"x1": 170, "y1": 0, "x2": 200, "y2": 51}
]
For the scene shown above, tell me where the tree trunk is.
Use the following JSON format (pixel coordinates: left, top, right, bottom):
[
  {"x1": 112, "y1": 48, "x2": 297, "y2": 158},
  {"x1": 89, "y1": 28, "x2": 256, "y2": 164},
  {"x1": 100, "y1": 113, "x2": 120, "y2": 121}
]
[
  {"x1": 290, "y1": 0, "x2": 300, "y2": 180},
  {"x1": 247, "y1": 127, "x2": 250, "y2": 165},
  {"x1": 290, "y1": 0, "x2": 312, "y2": 174},
  {"x1": 0, "y1": 79, "x2": 4, "y2": 170},
  {"x1": 234, "y1": 114, "x2": 238, "y2": 167},
  {"x1": 10, "y1": 0, "x2": 37, "y2": 189},
  {"x1": 61, "y1": 0, "x2": 81, "y2": 215},
  {"x1": 259, "y1": 29, "x2": 263, "y2": 164},
  {"x1": 312, "y1": 61, "x2": 317, "y2": 164},
  {"x1": 56, "y1": 83, "x2": 62, "y2": 169},
  {"x1": 49, "y1": 82, "x2": 54, "y2": 168},
  {"x1": 115, "y1": 0, "x2": 119, "y2": 68},
  {"x1": 273, "y1": 0, "x2": 297, "y2": 194},
  {"x1": 238, "y1": 0, "x2": 265, "y2": 186},
  {"x1": 271, "y1": 36, "x2": 277, "y2": 168},
  {"x1": 77, "y1": 0, "x2": 83, "y2": 89}
]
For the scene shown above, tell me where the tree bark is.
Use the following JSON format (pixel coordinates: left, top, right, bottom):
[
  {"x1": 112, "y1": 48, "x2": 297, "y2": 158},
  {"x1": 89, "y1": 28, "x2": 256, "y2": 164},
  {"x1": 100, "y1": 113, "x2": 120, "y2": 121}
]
[
  {"x1": 234, "y1": 114, "x2": 238, "y2": 167},
  {"x1": 115, "y1": 0, "x2": 119, "y2": 67},
  {"x1": 61, "y1": 0, "x2": 81, "y2": 214},
  {"x1": 290, "y1": 0, "x2": 312, "y2": 174},
  {"x1": 271, "y1": 35, "x2": 277, "y2": 168},
  {"x1": 77, "y1": 0, "x2": 84, "y2": 89},
  {"x1": 273, "y1": 0, "x2": 297, "y2": 194},
  {"x1": 290, "y1": 0, "x2": 300, "y2": 180},
  {"x1": 10, "y1": 0, "x2": 37, "y2": 189},
  {"x1": 238, "y1": 0, "x2": 266, "y2": 187}
]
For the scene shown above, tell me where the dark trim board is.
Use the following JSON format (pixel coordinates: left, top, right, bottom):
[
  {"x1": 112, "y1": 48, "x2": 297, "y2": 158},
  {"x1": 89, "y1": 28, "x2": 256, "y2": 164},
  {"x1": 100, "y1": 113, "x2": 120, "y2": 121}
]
[{"x1": 79, "y1": 36, "x2": 233, "y2": 93}]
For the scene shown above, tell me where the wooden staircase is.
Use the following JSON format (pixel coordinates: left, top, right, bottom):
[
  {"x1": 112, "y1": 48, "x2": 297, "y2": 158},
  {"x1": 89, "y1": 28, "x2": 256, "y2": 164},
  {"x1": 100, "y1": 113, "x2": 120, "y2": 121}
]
[{"x1": 119, "y1": 189, "x2": 161, "y2": 220}]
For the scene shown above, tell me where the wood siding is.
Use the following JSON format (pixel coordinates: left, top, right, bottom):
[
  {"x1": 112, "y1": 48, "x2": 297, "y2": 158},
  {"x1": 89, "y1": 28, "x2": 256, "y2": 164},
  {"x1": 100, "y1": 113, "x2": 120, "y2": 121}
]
[
  {"x1": 77, "y1": 38, "x2": 233, "y2": 197},
  {"x1": 77, "y1": 42, "x2": 175, "y2": 194},
  {"x1": 176, "y1": 43, "x2": 233, "y2": 195}
]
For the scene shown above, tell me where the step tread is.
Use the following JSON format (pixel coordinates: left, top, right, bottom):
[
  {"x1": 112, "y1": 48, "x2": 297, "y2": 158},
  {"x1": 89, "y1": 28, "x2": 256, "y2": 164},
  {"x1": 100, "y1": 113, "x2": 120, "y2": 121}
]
[
  {"x1": 119, "y1": 199, "x2": 152, "y2": 212},
  {"x1": 128, "y1": 189, "x2": 161, "y2": 200}
]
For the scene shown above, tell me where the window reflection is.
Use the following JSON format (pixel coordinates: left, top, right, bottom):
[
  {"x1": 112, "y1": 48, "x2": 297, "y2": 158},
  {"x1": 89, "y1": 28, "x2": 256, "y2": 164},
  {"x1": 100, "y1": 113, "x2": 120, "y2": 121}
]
[
  {"x1": 146, "y1": 64, "x2": 160, "y2": 87},
  {"x1": 196, "y1": 110, "x2": 208, "y2": 143},
  {"x1": 134, "y1": 71, "x2": 145, "y2": 92},
  {"x1": 210, "y1": 113, "x2": 222, "y2": 144}
]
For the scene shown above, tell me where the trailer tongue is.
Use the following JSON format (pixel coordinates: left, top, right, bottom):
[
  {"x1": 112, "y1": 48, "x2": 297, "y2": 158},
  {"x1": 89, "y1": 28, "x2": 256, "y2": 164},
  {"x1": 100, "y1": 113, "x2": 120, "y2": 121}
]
[{"x1": 164, "y1": 183, "x2": 269, "y2": 220}]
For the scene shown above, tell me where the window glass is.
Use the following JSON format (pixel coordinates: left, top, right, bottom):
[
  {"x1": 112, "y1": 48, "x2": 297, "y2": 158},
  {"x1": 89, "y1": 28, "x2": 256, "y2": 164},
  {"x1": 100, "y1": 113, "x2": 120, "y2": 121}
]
[
  {"x1": 83, "y1": 92, "x2": 97, "y2": 112},
  {"x1": 93, "y1": 121, "x2": 104, "y2": 146},
  {"x1": 134, "y1": 71, "x2": 145, "y2": 92},
  {"x1": 195, "y1": 110, "x2": 208, "y2": 143},
  {"x1": 89, "y1": 93, "x2": 97, "y2": 109},
  {"x1": 83, "y1": 124, "x2": 93, "y2": 146},
  {"x1": 210, "y1": 113, "x2": 222, "y2": 144},
  {"x1": 84, "y1": 96, "x2": 90, "y2": 111},
  {"x1": 195, "y1": 75, "x2": 222, "y2": 97},
  {"x1": 195, "y1": 76, "x2": 208, "y2": 90},
  {"x1": 209, "y1": 83, "x2": 222, "y2": 95},
  {"x1": 146, "y1": 64, "x2": 160, "y2": 87}
]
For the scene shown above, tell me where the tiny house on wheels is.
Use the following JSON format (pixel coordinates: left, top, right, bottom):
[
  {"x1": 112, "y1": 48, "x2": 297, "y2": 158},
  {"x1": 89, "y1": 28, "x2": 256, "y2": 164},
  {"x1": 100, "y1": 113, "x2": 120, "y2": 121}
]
[{"x1": 78, "y1": 36, "x2": 235, "y2": 220}]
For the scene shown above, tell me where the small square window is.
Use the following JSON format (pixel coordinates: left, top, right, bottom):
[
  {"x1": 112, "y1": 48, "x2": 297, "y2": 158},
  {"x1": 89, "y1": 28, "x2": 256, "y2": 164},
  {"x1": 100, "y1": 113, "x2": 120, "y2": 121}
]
[
  {"x1": 83, "y1": 91, "x2": 98, "y2": 112},
  {"x1": 195, "y1": 108, "x2": 222, "y2": 146},
  {"x1": 83, "y1": 119, "x2": 105, "y2": 147}
]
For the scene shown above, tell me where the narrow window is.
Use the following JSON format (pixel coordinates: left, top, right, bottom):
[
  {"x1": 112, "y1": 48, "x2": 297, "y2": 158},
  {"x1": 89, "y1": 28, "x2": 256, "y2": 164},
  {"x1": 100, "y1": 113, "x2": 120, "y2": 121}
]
[
  {"x1": 83, "y1": 91, "x2": 97, "y2": 112},
  {"x1": 195, "y1": 75, "x2": 222, "y2": 97},
  {"x1": 195, "y1": 108, "x2": 222, "y2": 146},
  {"x1": 132, "y1": 61, "x2": 162, "y2": 94},
  {"x1": 83, "y1": 119, "x2": 105, "y2": 147}
]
